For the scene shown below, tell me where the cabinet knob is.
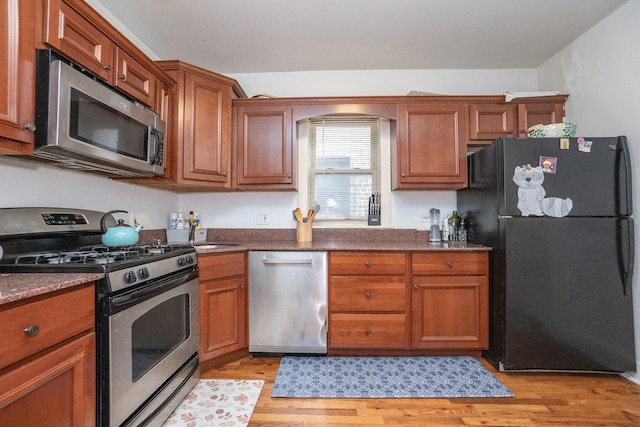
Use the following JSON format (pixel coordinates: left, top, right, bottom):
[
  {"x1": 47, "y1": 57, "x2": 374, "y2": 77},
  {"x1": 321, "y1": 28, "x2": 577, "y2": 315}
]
[
  {"x1": 223, "y1": 171, "x2": 228, "y2": 177},
  {"x1": 365, "y1": 291, "x2": 371, "y2": 298},
  {"x1": 447, "y1": 261, "x2": 454, "y2": 268},
  {"x1": 413, "y1": 284, "x2": 419, "y2": 290},
  {"x1": 287, "y1": 173, "x2": 291, "y2": 178},
  {"x1": 103, "y1": 64, "x2": 112, "y2": 71},
  {"x1": 401, "y1": 172, "x2": 407, "y2": 178},
  {"x1": 240, "y1": 284, "x2": 245, "y2": 290},
  {"x1": 365, "y1": 261, "x2": 371, "y2": 267},
  {"x1": 24, "y1": 325, "x2": 40, "y2": 337},
  {"x1": 24, "y1": 123, "x2": 36, "y2": 132},
  {"x1": 365, "y1": 329, "x2": 371, "y2": 336},
  {"x1": 119, "y1": 74, "x2": 126, "y2": 81}
]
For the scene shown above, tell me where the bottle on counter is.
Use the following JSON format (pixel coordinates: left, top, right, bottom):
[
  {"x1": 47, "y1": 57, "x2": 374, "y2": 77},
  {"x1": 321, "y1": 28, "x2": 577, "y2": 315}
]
[
  {"x1": 449, "y1": 211, "x2": 461, "y2": 241},
  {"x1": 188, "y1": 210, "x2": 195, "y2": 227},
  {"x1": 176, "y1": 209, "x2": 185, "y2": 230},
  {"x1": 441, "y1": 214, "x2": 450, "y2": 241},
  {"x1": 458, "y1": 218, "x2": 467, "y2": 241},
  {"x1": 169, "y1": 212, "x2": 178, "y2": 229}
]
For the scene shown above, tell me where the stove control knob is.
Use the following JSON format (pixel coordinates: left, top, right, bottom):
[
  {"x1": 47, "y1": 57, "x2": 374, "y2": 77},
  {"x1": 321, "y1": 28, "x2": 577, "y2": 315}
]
[
  {"x1": 138, "y1": 267, "x2": 150, "y2": 280},
  {"x1": 177, "y1": 257, "x2": 185, "y2": 267},
  {"x1": 185, "y1": 255, "x2": 194, "y2": 264},
  {"x1": 124, "y1": 270, "x2": 137, "y2": 284}
]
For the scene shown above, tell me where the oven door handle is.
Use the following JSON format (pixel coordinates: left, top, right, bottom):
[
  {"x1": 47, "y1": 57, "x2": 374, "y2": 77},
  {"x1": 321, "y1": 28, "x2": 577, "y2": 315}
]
[{"x1": 109, "y1": 268, "x2": 198, "y2": 314}]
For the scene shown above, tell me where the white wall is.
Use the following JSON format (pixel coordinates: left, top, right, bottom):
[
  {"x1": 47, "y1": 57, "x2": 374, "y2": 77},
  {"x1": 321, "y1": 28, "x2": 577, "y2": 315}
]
[
  {"x1": 538, "y1": 0, "x2": 640, "y2": 380},
  {"x1": 0, "y1": 156, "x2": 175, "y2": 228}
]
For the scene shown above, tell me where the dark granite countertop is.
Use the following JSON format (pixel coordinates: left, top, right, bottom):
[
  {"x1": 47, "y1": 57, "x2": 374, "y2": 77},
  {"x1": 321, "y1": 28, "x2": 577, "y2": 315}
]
[
  {"x1": 2, "y1": 228, "x2": 491, "y2": 306},
  {"x1": 0, "y1": 272, "x2": 103, "y2": 306}
]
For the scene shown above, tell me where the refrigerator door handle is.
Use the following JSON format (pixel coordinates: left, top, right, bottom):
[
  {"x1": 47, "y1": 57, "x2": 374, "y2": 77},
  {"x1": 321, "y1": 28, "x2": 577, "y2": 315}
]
[{"x1": 618, "y1": 219, "x2": 634, "y2": 295}]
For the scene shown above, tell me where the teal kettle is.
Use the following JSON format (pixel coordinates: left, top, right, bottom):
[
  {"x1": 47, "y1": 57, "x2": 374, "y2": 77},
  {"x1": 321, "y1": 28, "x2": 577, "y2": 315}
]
[{"x1": 100, "y1": 210, "x2": 142, "y2": 247}]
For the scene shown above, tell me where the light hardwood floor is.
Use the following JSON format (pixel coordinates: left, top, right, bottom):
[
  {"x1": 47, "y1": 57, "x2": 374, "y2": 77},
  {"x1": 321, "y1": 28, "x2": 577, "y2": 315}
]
[{"x1": 202, "y1": 356, "x2": 640, "y2": 426}]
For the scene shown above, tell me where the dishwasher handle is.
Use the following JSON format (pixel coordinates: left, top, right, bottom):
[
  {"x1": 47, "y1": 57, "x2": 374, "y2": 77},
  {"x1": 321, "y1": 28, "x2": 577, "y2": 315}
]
[{"x1": 261, "y1": 257, "x2": 312, "y2": 265}]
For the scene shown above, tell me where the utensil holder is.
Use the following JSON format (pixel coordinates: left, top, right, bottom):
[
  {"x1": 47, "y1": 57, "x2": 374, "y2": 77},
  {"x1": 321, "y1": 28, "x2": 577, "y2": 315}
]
[
  {"x1": 296, "y1": 222, "x2": 313, "y2": 242},
  {"x1": 368, "y1": 214, "x2": 380, "y2": 226}
]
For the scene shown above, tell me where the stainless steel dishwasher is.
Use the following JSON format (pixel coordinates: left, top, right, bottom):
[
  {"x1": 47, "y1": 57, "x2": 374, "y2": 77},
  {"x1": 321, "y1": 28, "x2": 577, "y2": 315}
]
[{"x1": 249, "y1": 251, "x2": 328, "y2": 354}]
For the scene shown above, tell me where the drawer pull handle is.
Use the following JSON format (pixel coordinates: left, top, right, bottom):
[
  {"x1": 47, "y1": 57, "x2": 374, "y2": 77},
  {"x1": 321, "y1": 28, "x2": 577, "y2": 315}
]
[
  {"x1": 413, "y1": 284, "x2": 419, "y2": 290},
  {"x1": 365, "y1": 261, "x2": 371, "y2": 267},
  {"x1": 119, "y1": 74, "x2": 127, "y2": 81},
  {"x1": 365, "y1": 329, "x2": 371, "y2": 336},
  {"x1": 365, "y1": 291, "x2": 371, "y2": 298},
  {"x1": 447, "y1": 261, "x2": 454, "y2": 268},
  {"x1": 24, "y1": 325, "x2": 39, "y2": 337}
]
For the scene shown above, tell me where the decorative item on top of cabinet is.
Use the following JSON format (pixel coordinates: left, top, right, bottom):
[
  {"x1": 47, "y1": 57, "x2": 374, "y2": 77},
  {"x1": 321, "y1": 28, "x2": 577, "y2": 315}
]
[
  {"x1": 329, "y1": 251, "x2": 410, "y2": 351},
  {"x1": 0, "y1": 285, "x2": 96, "y2": 426},
  {"x1": 411, "y1": 251, "x2": 488, "y2": 350},
  {"x1": 198, "y1": 252, "x2": 248, "y2": 364},
  {"x1": 233, "y1": 101, "x2": 295, "y2": 190},
  {"x1": 0, "y1": 0, "x2": 36, "y2": 153},
  {"x1": 393, "y1": 103, "x2": 468, "y2": 190}
]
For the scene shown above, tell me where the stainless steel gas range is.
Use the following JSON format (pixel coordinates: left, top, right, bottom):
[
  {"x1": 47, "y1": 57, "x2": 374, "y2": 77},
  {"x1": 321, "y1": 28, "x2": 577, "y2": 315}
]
[{"x1": 0, "y1": 207, "x2": 200, "y2": 427}]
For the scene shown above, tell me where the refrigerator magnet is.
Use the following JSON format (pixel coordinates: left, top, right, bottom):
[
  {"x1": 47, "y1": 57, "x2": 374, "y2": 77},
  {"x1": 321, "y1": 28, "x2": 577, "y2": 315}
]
[
  {"x1": 577, "y1": 137, "x2": 593, "y2": 153},
  {"x1": 560, "y1": 138, "x2": 570, "y2": 149},
  {"x1": 539, "y1": 156, "x2": 557, "y2": 174}
]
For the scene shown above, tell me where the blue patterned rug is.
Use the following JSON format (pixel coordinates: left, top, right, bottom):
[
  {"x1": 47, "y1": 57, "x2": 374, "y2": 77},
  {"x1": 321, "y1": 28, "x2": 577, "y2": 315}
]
[{"x1": 271, "y1": 356, "x2": 513, "y2": 398}]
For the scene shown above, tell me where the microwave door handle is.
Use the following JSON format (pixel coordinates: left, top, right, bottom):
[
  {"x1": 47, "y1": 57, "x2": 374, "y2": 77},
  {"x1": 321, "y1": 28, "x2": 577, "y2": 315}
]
[{"x1": 150, "y1": 127, "x2": 162, "y2": 165}]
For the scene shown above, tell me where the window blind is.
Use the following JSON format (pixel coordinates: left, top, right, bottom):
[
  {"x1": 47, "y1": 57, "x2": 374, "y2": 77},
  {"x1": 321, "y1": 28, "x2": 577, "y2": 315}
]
[{"x1": 308, "y1": 116, "x2": 380, "y2": 221}]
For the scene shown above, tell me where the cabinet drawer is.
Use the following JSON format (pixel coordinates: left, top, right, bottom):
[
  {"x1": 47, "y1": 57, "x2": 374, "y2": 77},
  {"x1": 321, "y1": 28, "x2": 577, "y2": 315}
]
[
  {"x1": 330, "y1": 276, "x2": 406, "y2": 312},
  {"x1": 412, "y1": 252, "x2": 487, "y2": 275},
  {"x1": 199, "y1": 252, "x2": 245, "y2": 280},
  {"x1": 0, "y1": 285, "x2": 94, "y2": 369},
  {"x1": 330, "y1": 314, "x2": 406, "y2": 349},
  {"x1": 330, "y1": 252, "x2": 406, "y2": 275}
]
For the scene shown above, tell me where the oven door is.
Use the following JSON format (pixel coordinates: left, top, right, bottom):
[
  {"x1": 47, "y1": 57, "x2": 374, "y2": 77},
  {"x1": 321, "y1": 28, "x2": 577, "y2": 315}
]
[{"x1": 105, "y1": 270, "x2": 199, "y2": 427}]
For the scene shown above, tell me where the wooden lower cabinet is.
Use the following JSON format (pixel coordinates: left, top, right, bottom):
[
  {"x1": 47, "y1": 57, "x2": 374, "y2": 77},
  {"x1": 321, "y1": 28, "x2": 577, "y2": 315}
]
[
  {"x1": 0, "y1": 285, "x2": 96, "y2": 426},
  {"x1": 411, "y1": 252, "x2": 489, "y2": 350},
  {"x1": 329, "y1": 251, "x2": 410, "y2": 350},
  {"x1": 328, "y1": 250, "x2": 489, "y2": 354},
  {"x1": 198, "y1": 252, "x2": 247, "y2": 362}
]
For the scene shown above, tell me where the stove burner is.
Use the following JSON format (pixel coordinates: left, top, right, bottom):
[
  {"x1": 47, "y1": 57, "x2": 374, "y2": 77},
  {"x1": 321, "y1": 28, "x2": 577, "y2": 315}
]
[{"x1": 12, "y1": 244, "x2": 192, "y2": 266}]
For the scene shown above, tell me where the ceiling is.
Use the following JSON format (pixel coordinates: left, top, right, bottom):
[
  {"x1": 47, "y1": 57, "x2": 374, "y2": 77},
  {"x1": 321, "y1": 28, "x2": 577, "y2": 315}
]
[{"x1": 92, "y1": 0, "x2": 628, "y2": 74}]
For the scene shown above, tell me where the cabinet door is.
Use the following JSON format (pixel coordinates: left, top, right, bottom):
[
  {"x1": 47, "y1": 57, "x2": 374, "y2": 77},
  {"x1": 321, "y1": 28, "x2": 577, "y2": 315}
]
[
  {"x1": 0, "y1": 0, "x2": 35, "y2": 152},
  {"x1": 182, "y1": 72, "x2": 232, "y2": 184},
  {"x1": 395, "y1": 103, "x2": 467, "y2": 189},
  {"x1": 115, "y1": 49, "x2": 156, "y2": 107},
  {"x1": 234, "y1": 104, "x2": 294, "y2": 190},
  {"x1": 200, "y1": 277, "x2": 246, "y2": 361},
  {"x1": 517, "y1": 102, "x2": 565, "y2": 136},
  {"x1": 469, "y1": 103, "x2": 516, "y2": 142},
  {"x1": 0, "y1": 332, "x2": 96, "y2": 427},
  {"x1": 411, "y1": 276, "x2": 488, "y2": 349},
  {"x1": 44, "y1": 0, "x2": 115, "y2": 82}
]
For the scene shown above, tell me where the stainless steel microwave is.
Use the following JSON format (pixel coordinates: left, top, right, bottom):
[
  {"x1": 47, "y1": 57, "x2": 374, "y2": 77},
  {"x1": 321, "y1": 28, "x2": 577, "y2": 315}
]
[{"x1": 34, "y1": 50, "x2": 165, "y2": 177}]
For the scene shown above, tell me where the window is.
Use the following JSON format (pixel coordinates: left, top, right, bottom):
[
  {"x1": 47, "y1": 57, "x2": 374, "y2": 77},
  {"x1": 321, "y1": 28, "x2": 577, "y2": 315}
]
[{"x1": 306, "y1": 115, "x2": 381, "y2": 223}]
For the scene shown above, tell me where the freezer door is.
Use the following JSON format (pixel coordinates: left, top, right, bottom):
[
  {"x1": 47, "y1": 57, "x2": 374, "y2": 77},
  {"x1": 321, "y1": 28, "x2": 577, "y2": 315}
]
[
  {"x1": 500, "y1": 136, "x2": 632, "y2": 217},
  {"x1": 502, "y1": 217, "x2": 635, "y2": 371}
]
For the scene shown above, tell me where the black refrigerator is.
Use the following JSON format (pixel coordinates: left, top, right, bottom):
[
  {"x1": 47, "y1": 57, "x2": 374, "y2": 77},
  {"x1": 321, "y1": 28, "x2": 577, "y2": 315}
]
[{"x1": 457, "y1": 136, "x2": 636, "y2": 372}]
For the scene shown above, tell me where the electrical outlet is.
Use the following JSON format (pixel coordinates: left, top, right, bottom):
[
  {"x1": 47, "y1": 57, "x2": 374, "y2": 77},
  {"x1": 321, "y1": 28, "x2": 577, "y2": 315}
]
[
  {"x1": 130, "y1": 212, "x2": 142, "y2": 226},
  {"x1": 256, "y1": 212, "x2": 268, "y2": 225}
]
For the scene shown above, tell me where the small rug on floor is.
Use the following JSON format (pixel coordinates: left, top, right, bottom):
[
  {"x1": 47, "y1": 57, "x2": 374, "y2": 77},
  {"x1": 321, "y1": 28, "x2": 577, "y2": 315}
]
[
  {"x1": 162, "y1": 379, "x2": 264, "y2": 427},
  {"x1": 271, "y1": 356, "x2": 513, "y2": 398}
]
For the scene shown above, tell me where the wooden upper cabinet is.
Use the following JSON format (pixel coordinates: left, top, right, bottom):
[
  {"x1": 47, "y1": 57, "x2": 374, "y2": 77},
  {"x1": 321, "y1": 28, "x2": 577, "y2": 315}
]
[
  {"x1": 43, "y1": 0, "x2": 162, "y2": 107},
  {"x1": 0, "y1": 0, "x2": 36, "y2": 153},
  {"x1": 158, "y1": 61, "x2": 233, "y2": 188},
  {"x1": 44, "y1": 0, "x2": 115, "y2": 81},
  {"x1": 115, "y1": 49, "x2": 157, "y2": 107},
  {"x1": 517, "y1": 102, "x2": 565, "y2": 136},
  {"x1": 394, "y1": 103, "x2": 467, "y2": 190},
  {"x1": 469, "y1": 103, "x2": 516, "y2": 141},
  {"x1": 233, "y1": 103, "x2": 295, "y2": 190}
]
